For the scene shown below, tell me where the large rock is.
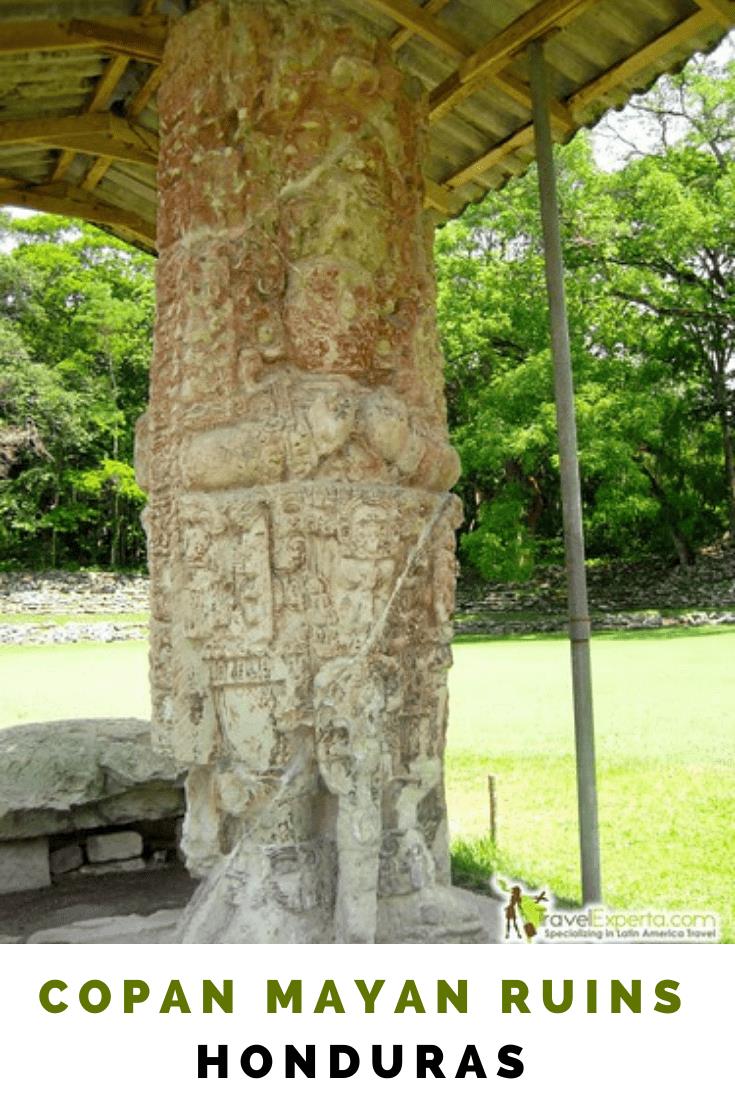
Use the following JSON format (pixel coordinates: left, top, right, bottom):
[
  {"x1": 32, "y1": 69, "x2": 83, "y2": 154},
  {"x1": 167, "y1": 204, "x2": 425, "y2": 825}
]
[
  {"x1": 0, "y1": 719, "x2": 185, "y2": 841},
  {"x1": 0, "y1": 838, "x2": 50, "y2": 894}
]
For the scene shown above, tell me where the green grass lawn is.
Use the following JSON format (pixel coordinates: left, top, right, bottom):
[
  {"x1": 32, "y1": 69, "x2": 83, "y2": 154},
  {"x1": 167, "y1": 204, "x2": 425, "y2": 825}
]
[
  {"x1": 0, "y1": 640, "x2": 150, "y2": 725},
  {"x1": 447, "y1": 628, "x2": 735, "y2": 942},
  {"x1": 2, "y1": 629, "x2": 733, "y2": 940}
]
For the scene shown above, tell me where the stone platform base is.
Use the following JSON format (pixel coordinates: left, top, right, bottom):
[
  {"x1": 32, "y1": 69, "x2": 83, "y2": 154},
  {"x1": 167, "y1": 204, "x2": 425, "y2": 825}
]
[
  {"x1": 0, "y1": 867, "x2": 501, "y2": 944},
  {"x1": 175, "y1": 862, "x2": 499, "y2": 943}
]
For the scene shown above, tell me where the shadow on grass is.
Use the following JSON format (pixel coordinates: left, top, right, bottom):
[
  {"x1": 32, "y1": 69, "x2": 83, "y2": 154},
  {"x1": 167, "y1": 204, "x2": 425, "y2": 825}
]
[{"x1": 453, "y1": 624, "x2": 735, "y2": 646}]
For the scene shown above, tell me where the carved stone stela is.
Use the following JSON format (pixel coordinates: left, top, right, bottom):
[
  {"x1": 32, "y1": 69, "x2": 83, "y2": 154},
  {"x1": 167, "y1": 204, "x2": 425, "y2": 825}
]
[{"x1": 136, "y1": 0, "x2": 484, "y2": 942}]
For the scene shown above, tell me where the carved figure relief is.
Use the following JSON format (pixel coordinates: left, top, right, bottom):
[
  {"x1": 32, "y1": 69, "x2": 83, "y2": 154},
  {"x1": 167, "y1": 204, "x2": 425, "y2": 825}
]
[{"x1": 141, "y1": 0, "x2": 485, "y2": 943}]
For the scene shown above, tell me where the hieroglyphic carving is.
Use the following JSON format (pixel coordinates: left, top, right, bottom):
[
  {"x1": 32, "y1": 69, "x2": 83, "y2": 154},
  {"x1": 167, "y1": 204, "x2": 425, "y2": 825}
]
[{"x1": 141, "y1": 0, "x2": 485, "y2": 943}]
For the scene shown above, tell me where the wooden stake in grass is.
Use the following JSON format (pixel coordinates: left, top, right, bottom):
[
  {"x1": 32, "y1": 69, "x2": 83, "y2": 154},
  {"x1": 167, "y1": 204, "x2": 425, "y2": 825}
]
[{"x1": 488, "y1": 773, "x2": 497, "y2": 843}]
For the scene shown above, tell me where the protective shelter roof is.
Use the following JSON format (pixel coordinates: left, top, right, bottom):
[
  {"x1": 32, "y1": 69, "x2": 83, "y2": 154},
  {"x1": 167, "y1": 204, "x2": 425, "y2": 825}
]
[{"x1": 0, "y1": 0, "x2": 733, "y2": 254}]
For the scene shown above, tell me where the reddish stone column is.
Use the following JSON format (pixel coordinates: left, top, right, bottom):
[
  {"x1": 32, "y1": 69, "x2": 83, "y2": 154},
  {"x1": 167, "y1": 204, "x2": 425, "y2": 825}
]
[{"x1": 140, "y1": 0, "x2": 484, "y2": 942}]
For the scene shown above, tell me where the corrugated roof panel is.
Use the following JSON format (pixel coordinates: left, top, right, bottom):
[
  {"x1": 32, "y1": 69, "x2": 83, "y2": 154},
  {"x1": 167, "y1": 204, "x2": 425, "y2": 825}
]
[{"x1": 0, "y1": 0, "x2": 730, "y2": 251}]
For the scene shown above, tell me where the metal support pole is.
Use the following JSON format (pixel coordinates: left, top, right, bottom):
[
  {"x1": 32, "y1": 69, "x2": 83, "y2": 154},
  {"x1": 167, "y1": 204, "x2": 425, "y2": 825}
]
[{"x1": 528, "y1": 38, "x2": 602, "y2": 904}]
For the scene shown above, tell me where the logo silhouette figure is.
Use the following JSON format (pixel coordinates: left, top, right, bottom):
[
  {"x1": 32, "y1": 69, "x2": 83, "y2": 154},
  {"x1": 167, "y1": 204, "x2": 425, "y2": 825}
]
[{"x1": 500, "y1": 880, "x2": 549, "y2": 942}]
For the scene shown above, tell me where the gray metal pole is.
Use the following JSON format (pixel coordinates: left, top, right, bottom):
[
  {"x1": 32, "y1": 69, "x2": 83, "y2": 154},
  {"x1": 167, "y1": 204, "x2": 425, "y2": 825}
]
[{"x1": 528, "y1": 38, "x2": 602, "y2": 904}]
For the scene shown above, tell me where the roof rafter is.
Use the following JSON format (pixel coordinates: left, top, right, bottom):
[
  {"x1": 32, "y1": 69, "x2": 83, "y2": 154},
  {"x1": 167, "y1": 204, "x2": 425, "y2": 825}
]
[
  {"x1": 80, "y1": 67, "x2": 162, "y2": 191},
  {"x1": 435, "y1": 4, "x2": 731, "y2": 200},
  {"x1": 127, "y1": 65, "x2": 163, "y2": 120},
  {"x1": 361, "y1": 0, "x2": 472, "y2": 58},
  {"x1": 423, "y1": 176, "x2": 461, "y2": 214},
  {"x1": 445, "y1": 122, "x2": 536, "y2": 189},
  {"x1": 568, "y1": 9, "x2": 716, "y2": 113},
  {"x1": 0, "y1": 16, "x2": 167, "y2": 63},
  {"x1": 52, "y1": 56, "x2": 129, "y2": 182},
  {"x1": 374, "y1": 0, "x2": 574, "y2": 133},
  {"x1": 0, "y1": 179, "x2": 155, "y2": 248},
  {"x1": 0, "y1": 113, "x2": 158, "y2": 167},
  {"x1": 491, "y1": 69, "x2": 574, "y2": 132},
  {"x1": 388, "y1": 0, "x2": 452, "y2": 52},
  {"x1": 54, "y1": 0, "x2": 161, "y2": 189},
  {"x1": 693, "y1": 0, "x2": 735, "y2": 28},
  {"x1": 429, "y1": 0, "x2": 598, "y2": 121},
  {"x1": 0, "y1": 0, "x2": 730, "y2": 248}
]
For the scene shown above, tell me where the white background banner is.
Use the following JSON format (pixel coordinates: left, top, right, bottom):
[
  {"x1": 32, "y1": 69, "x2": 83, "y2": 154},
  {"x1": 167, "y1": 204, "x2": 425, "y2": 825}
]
[{"x1": 1, "y1": 943, "x2": 731, "y2": 1099}]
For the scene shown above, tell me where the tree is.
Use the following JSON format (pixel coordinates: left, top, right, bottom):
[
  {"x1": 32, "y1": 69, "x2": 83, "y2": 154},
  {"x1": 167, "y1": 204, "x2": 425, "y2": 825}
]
[
  {"x1": 435, "y1": 52, "x2": 734, "y2": 579},
  {"x1": 0, "y1": 214, "x2": 154, "y2": 569},
  {"x1": 591, "y1": 58, "x2": 735, "y2": 536}
]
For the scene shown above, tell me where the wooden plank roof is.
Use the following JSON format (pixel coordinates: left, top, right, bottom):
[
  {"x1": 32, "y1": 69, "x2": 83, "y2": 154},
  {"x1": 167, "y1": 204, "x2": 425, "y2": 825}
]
[{"x1": 0, "y1": 0, "x2": 732, "y2": 253}]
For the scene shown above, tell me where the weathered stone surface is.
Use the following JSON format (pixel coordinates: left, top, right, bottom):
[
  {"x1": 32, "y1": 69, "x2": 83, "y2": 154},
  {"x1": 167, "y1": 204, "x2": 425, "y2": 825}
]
[
  {"x1": 87, "y1": 831, "x2": 143, "y2": 864},
  {"x1": 49, "y1": 843, "x2": 83, "y2": 877},
  {"x1": 0, "y1": 838, "x2": 50, "y2": 894},
  {"x1": 26, "y1": 909, "x2": 183, "y2": 944},
  {"x1": 0, "y1": 719, "x2": 185, "y2": 841},
  {"x1": 0, "y1": 571, "x2": 148, "y2": 617},
  {"x1": 143, "y1": 0, "x2": 484, "y2": 943}
]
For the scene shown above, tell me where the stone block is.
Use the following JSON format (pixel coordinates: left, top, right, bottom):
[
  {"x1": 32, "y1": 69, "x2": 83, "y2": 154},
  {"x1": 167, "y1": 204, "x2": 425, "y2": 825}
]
[
  {"x1": 0, "y1": 838, "x2": 50, "y2": 894},
  {"x1": 86, "y1": 831, "x2": 143, "y2": 864},
  {"x1": 50, "y1": 843, "x2": 84, "y2": 876}
]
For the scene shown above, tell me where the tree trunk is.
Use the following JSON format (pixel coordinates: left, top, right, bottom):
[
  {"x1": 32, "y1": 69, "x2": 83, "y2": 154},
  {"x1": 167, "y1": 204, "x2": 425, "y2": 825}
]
[
  {"x1": 111, "y1": 491, "x2": 120, "y2": 569},
  {"x1": 636, "y1": 456, "x2": 695, "y2": 566},
  {"x1": 718, "y1": 401, "x2": 735, "y2": 537}
]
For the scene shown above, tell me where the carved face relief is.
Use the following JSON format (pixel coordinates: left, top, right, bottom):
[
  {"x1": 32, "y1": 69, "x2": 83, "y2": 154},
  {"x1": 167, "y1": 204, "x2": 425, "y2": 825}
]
[
  {"x1": 183, "y1": 523, "x2": 211, "y2": 568},
  {"x1": 350, "y1": 503, "x2": 387, "y2": 558},
  {"x1": 305, "y1": 388, "x2": 357, "y2": 458},
  {"x1": 274, "y1": 534, "x2": 307, "y2": 574},
  {"x1": 268, "y1": 844, "x2": 320, "y2": 913}
]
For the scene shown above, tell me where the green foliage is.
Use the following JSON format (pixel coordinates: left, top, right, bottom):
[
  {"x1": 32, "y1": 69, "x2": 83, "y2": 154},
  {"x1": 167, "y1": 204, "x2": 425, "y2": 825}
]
[
  {"x1": 0, "y1": 216, "x2": 153, "y2": 569},
  {"x1": 0, "y1": 51, "x2": 733, "y2": 575},
  {"x1": 461, "y1": 486, "x2": 537, "y2": 581},
  {"x1": 437, "y1": 52, "x2": 735, "y2": 579}
]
